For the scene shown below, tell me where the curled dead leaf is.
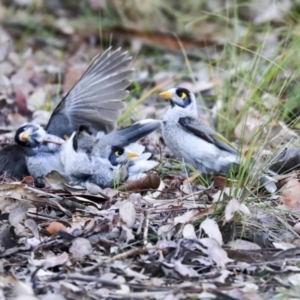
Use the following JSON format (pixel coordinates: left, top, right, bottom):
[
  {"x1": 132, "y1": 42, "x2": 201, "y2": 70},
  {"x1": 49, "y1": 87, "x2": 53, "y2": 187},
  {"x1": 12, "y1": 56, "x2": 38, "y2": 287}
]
[
  {"x1": 47, "y1": 221, "x2": 68, "y2": 235},
  {"x1": 200, "y1": 218, "x2": 223, "y2": 246},
  {"x1": 280, "y1": 178, "x2": 300, "y2": 212},
  {"x1": 118, "y1": 173, "x2": 160, "y2": 192}
]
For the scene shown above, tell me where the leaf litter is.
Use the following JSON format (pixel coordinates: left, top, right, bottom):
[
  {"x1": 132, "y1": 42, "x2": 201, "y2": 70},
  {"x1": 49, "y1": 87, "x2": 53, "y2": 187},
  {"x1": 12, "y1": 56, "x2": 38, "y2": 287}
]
[{"x1": 1, "y1": 2, "x2": 300, "y2": 299}]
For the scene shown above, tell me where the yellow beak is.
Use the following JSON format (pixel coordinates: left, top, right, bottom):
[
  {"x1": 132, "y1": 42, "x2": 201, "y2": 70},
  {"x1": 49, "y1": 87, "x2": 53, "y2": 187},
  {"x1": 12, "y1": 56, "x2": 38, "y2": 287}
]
[
  {"x1": 127, "y1": 151, "x2": 139, "y2": 159},
  {"x1": 20, "y1": 132, "x2": 29, "y2": 141},
  {"x1": 159, "y1": 91, "x2": 173, "y2": 99}
]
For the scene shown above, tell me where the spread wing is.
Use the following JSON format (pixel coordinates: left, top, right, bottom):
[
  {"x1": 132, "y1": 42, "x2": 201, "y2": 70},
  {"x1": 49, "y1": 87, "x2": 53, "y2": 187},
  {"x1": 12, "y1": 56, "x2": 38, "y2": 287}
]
[
  {"x1": 178, "y1": 116, "x2": 238, "y2": 155},
  {"x1": 46, "y1": 47, "x2": 133, "y2": 137}
]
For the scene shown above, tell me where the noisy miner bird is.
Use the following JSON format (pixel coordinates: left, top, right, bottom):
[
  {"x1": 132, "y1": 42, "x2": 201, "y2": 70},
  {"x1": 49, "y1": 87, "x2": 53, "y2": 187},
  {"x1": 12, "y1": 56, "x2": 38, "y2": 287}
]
[
  {"x1": 0, "y1": 48, "x2": 160, "y2": 183},
  {"x1": 14, "y1": 123, "x2": 65, "y2": 186},
  {"x1": 159, "y1": 87, "x2": 277, "y2": 192},
  {"x1": 60, "y1": 124, "x2": 158, "y2": 188},
  {"x1": 60, "y1": 124, "x2": 153, "y2": 188}
]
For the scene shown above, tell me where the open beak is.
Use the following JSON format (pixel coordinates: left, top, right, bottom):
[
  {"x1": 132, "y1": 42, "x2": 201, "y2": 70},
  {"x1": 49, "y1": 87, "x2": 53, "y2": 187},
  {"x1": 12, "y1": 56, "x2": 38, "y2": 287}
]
[
  {"x1": 159, "y1": 90, "x2": 173, "y2": 99},
  {"x1": 20, "y1": 132, "x2": 29, "y2": 141},
  {"x1": 127, "y1": 151, "x2": 139, "y2": 159}
]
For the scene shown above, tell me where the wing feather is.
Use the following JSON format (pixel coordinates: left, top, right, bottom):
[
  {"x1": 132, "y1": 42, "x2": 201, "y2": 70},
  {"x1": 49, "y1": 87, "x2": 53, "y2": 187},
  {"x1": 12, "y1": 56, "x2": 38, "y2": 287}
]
[
  {"x1": 46, "y1": 47, "x2": 133, "y2": 137},
  {"x1": 178, "y1": 116, "x2": 238, "y2": 155}
]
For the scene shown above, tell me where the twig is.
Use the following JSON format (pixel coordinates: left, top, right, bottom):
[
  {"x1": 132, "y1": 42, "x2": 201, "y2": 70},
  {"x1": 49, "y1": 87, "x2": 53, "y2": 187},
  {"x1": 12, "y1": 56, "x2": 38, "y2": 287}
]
[
  {"x1": 43, "y1": 139, "x2": 64, "y2": 145},
  {"x1": 82, "y1": 247, "x2": 151, "y2": 273},
  {"x1": 228, "y1": 257, "x2": 300, "y2": 268},
  {"x1": 143, "y1": 210, "x2": 149, "y2": 246}
]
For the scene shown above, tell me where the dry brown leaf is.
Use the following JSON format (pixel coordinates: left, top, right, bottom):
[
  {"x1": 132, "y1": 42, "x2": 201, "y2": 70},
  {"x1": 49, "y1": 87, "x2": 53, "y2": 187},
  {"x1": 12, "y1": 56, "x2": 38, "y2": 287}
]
[
  {"x1": 24, "y1": 219, "x2": 39, "y2": 239},
  {"x1": 45, "y1": 171, "x2": 69, "y2": 190},
  {"x1": 226, "y1": 239, "x2": 261, "y2": 250},
  {"x1": 29, "y1": 252, "x2": 69, "y2": 269},
  {"x1": 273, "y1": 242, "x2": 296, "y2": 250},
  {"x1": 69, "y1": 238, "x2": 93, "y2": 258},
  {"x1": 200, "y1": 218, "x2": 223, "y2": 246},
  {"x1": 280, "y1": 178, "x2": 300, "y2": 212},
  {"x1": 225, "y1": 199, "x2": 251, "y2": 222},
  {"x1": 0, "y1": 183, "x2": 40, "y2": 212},
  {"x1": 121, "y1": 225, "x2": 135, "y2": 243},
  {"x1": 118, "y1": 173, "x2": 160, "y2": 192},
  {"x1": 85, "y1": 181, "x2": 103, "y2": 195},
  {"x1": 196, "y1": 238, "x2": 233, "y2": 268},
  {"x1": 47, "y1": 221, "x2": 68, "y2": 235},
  {"x1": 288, "y1": 273, "x2": 300, "y2": 286},
  {"x1": 173, "y1": 259, "x2": 198, "y2": 277},
  {"x1": 119, "y1": 201, "x2": 136, "y2": 228},
  {"x1": 234, "y1": 114, "x2": 264, "y2": 144},
  {"x1": 9, "y1": 202, "x2": 32, "y2": 226},
  {"x1": 158, "y1": 223, "x2": 174, "y2": 240},
  {"x1": 182, "y1": 224, "x2": 196, "y2": 239},
  {"x1": 174, "y1": 210, "x2": 195, "y2": 225}
]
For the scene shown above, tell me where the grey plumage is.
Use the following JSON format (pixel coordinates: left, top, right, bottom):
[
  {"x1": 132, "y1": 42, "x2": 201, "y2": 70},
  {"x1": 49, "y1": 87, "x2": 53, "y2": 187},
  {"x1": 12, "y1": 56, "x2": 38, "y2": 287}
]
[
  {"x1": 6, "y1": 48, "x2": 160, "y2": 185},
  {"x1": 46, "y1": 47, "x2": 133, "y2": 137},
  {"x1": 0, "y1": 47, "x2": 134, "y2": 181},
  {"x1": 15, "y1": 123, "x2": 65, "y2": 179},
  {"x1": 160, "y1": 87, "x2": 277, "y2": 192},
  {"x1": 93, "y1": 119, "x2": 161, "y2": 151},
  {"x1": 60, "y1": 126, "x2": 139, "y2": 188}
]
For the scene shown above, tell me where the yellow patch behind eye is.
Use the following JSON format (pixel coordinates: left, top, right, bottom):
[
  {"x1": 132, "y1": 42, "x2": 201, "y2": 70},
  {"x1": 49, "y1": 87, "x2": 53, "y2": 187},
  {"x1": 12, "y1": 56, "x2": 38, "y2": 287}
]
[{"x1": 180, "y1": 92, "x2": 186, "y2": 100}]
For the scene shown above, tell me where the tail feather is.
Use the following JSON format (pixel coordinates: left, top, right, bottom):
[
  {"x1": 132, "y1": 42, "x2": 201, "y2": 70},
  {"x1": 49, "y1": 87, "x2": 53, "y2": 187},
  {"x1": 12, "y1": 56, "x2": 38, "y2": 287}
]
[{"x1": 98, "y1": 119, "x2": 161, "y2": 147}]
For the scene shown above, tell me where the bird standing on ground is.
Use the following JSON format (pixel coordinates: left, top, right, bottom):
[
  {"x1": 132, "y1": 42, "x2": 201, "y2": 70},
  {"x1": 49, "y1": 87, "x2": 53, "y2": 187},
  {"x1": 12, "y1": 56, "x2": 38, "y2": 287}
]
[
  {"x1": 159, "y1": 87, "x2": 277, "y2": 192},
  {"x1": 0, "y1": 48, "x2": 160, "y2": 184}
]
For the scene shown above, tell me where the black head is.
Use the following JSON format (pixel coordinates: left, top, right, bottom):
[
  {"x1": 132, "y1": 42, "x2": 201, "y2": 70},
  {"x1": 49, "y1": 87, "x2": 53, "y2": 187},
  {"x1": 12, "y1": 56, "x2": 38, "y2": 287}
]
[
  {"x1": 109, "y1": 146, "x2": 125, "y2": 166},
  {"x1": 159, "y1": 87, "x2": 192, "y2": 108},
  {"x1": 14, "y1": 123, "x2": 46, "y2": 147}
]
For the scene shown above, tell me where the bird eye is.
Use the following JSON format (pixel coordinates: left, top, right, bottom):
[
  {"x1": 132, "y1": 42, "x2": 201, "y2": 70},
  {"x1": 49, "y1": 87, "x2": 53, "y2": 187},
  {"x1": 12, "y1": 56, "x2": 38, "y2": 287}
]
[
  {"x1": 180, "y1": 92, "x2": 186, "y2": 100},
  {"x1": 115, "y1": 151, "x2": 120, "y2": 156}
]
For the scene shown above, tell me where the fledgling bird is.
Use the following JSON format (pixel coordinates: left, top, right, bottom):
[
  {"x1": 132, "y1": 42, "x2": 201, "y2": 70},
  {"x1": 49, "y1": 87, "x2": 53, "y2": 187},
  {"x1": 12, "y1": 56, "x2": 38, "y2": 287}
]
[
  {"x1": 0, "y1": 48, "x2": 161, "y2": 183},
  {"x1": 159, "y1": 87, "x2": 277, "y2": 192},
  {"x1": 91, "y1": 145, "x2": 139, "y2": 187},
  {"x1": 60, "y1": 125, "x2": 140, "y2": 188}
]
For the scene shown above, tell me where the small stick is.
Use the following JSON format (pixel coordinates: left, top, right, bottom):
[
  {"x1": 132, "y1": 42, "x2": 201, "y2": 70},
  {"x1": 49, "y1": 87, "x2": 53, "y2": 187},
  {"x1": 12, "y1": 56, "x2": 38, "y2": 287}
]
[{"x1": 43, "y1": 139, "x2": 64, "y2": 145}]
